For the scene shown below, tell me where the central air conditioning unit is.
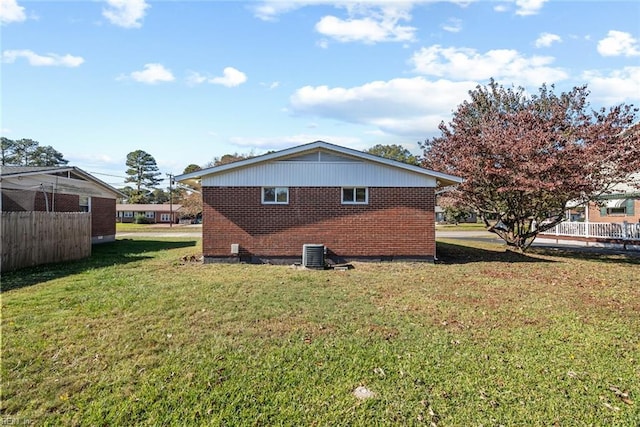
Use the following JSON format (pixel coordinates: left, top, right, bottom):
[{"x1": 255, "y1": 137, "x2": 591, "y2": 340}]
[{"x1": 302, "y1": 244, "x2": 325, "y2": 269}]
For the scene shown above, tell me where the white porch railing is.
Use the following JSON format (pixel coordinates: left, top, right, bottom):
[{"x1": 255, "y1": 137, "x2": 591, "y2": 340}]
[{"x1": 539, "y1": 221, "x2": 640, "y2": 240}]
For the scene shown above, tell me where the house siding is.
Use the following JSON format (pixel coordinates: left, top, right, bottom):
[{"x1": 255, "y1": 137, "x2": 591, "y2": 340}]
[
  {"x1": 202, "y1": 186, "x2": 436, "y2": 263},
  {"x1": 201, "y1": 161, "x2": 438, "y2": 188}
]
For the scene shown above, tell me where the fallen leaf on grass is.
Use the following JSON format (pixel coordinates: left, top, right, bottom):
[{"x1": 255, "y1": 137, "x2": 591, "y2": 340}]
[
  {"x1": 600, "y1": 395, "x2": 621, "y2": 411},
  {"x1": 373, "y1": 367, "x2": 385, "y2": 378},
  {"x1": 609, "y1": 385, "x2": 633, "y2": 405},
  {"x1": 353, "y1": 386, "x2": 375, "y2": 400},
  {"x1": 602, "y1": 402, "x2": 620, "y2": 411}
]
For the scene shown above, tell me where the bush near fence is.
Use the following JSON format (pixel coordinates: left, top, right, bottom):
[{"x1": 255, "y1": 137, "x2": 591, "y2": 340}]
[{"x1": 1, "y1": 212, "x2": 91, "y2": 272}]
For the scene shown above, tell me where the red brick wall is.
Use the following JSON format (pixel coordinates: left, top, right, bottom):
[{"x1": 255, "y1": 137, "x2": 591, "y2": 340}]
[
  {"x1": 7, "y1": 191, "x2": 87, "y2": 213},
  {"x1": 3, "y1": 191, "x2": 116, "y2": 240},
  {"x1": 33, "y1": 192, "x2": 79, "y2": 212},
  {"x1": 202, "y1": 186, "x2": 435, "y2": 261},
  {"x1": 91, "y1": 197, "x2": 116, "y2": 238},
  {"x1": 588, "y1": 200, "x2": 640, "y2": 223}
]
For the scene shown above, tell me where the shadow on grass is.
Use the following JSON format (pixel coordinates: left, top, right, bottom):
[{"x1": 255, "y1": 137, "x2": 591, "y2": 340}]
[
  {"x1": 436, "y1": 241, "x2": 554, "y2": 265},
  {"x1": 1, "y1": 238, "x2": 197, "y2": 292},
  {"x1": 528, "y1": 246, "x2": 640, "y2": 265}
]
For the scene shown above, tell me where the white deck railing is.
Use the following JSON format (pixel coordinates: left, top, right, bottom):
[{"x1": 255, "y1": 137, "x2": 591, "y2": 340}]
[{"x1": 539, "y1": 221, "x2": 640, "y2": 240}]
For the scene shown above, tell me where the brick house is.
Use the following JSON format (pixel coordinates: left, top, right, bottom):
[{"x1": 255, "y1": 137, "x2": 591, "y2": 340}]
[
  {"x1": 176, "y1": 141, "x2": 462, "y2": 264},
  {"x1": 1, "y1": 166, "x2": 123, "y2": 243},
  {"x1": 116, "y1": 203, "x2": 182, "y2": 223},
  {"x1": 567, "y1": 173, "x2": 640, "y2": 224}
]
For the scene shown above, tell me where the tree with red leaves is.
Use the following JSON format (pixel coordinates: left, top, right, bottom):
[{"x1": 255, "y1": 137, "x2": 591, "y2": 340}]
[{"x1": 422, "y1": 80, "x2": 640, "y2": 251}]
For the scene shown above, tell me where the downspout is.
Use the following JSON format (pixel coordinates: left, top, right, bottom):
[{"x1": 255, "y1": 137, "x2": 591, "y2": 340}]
[
  {"x1": 53, "y1": 176, "x2": 58, "y2": 211},
  {"x1": 40, "y1": 183, "x2": 50, "y2": 212}
]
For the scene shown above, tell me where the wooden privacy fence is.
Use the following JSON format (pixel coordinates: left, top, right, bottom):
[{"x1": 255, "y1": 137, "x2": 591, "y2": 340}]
[{"x1": 1, "y1": 212, "x2": 91, "y2": 272}]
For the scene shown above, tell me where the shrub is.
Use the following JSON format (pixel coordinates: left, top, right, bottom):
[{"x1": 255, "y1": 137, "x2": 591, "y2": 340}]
[{"x1": 134, "y1": 214, "x2": 153, "y2": 224}]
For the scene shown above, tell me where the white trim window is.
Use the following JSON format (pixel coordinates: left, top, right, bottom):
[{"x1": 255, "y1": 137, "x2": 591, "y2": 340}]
[
  {"x1": 79, "y1": 196, "x2": 91, "y2": 212},
  {"x1": 342, "y1": 187, "x2": 368, "y2": 204},
  {"x1": 123, "y1": 211, "x2": 134, "y2": 218},
  {"x1": 160, "y1": 213, "x2": 172, "y2": 222},
  {"x1": 145, "y1": 211, "x2": 155, "y2": 219},
  {"x1": 262, "y1": 187, "x2": 289, "y2": 204}
]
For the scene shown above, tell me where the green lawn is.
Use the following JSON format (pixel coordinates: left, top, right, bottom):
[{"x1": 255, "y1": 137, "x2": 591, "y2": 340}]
[
  {"x1": 2, "y1": 238, "x2": 639, "y2": 426},
  {"x1": 436, "y1": 222, "x2": 487, "y2": 231},
  {"x1": 116, "y1": 222, "x2": 200, "y2": 233}
]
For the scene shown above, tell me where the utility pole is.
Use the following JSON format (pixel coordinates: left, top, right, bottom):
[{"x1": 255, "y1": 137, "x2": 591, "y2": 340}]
[{"x1": 167, "y1": 173, "x2": 174, "y2": 228}]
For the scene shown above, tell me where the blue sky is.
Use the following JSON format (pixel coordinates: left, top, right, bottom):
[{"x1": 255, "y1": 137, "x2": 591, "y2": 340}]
[{"x1": 2, "y1": 0, "x2": 639, "y2": 188}]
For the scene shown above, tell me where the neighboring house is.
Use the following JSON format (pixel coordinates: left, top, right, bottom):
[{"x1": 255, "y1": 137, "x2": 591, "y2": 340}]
[
  {"x1": 435, "y1": 203, "x2": 478, "y2": 224},
  {"x1": 116, "y1": 203, "x2": 182, "y2": 224},
  {"x1": 1, "y1": 165, "x2": 123, "y2": 243},
  {"x1": 176, "y1": 141, "x2": 462, "y2": 264},
  {"x1": 568, "y1": 173, "x2": 640, "y2": 224}
]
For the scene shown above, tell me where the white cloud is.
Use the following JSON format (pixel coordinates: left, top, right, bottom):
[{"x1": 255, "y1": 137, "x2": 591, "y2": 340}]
[
  {"x1": 260, "y1": 81, "x2": 280, "y2": 90},
  {"x1": 441, "y1": 18, "x2": 462, "y2": 33},
  {"x1": 252, "y1": 1, "x2": 475, "y2": 21},
  {"x1": 410, "y1": 45, "x2": 568, "y2": 86},
  {"x1": 0, "y1": 0, "x2": 26, "y2": 24},
  {"x1": 211, "y1": 67, "x2": 247, "y2": 87},
  {"x1": 535, "y1": 32, "x2": 561, "y2": 48},
  {"x1": 514, "y1": 0, "x2": 548, "y2": 16},
  {"x1": 229, "y1": 134, "x2": 362, "y2": 150},
  {"x1": 255, "y1": 2, "x2": 422, "y2": 44},
  {"x1": 582, "y1": 67, "x2": 640, "y2": 104},
  {"x1": 122, "y1": 63, "x2": 174, "y2": 84},
  {"x1": 2, "y1": 49, "x2": 84, "y2": 67},
  {"x1": 189, "y1": 67, "x2": 247, "y2": 87},
  {"x1": 597, "y1": 30, "x2": 640, "y2": 57},
  {"x1": 493, "y1": 0, "x2": 548, "y2": 16},
  {"x1": 186, "y1": 71, "x2": 207, "y2": 86},
  {"x1": 316, "y1": 38, "x2": 330, "y2": 49},
  {"x1": 102, "y1": 0, "x2": 149, "y2": 29},
  {"x1": 251, "y1": 1, "x2": 308, "y2": 21},
  {"x1": 315, "y1": 7, "x2": 416, "y2": 44},
  {"x1": 289, "y1": 77, "x2": 476, "y2": 136}
]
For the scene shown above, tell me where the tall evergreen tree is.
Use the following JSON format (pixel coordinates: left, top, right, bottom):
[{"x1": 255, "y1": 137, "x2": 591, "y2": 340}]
[
  {"x1": 0, "y1": 137, "x2": 68, "y2": 166},
  {"x1": 124, "y1": 150, "x2": 163, "y2": 203}
]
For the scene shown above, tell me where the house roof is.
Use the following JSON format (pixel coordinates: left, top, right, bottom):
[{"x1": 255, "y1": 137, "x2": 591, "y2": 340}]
[
  {"x1": 176, "y1": 140, "x2": 463, "y2": 187},
  {"x1": 116, "y1": 204, "x2": 183, "y2": 212},
  {"x1": 0, "y1": 165, "x2": 125, "y2": 198}
]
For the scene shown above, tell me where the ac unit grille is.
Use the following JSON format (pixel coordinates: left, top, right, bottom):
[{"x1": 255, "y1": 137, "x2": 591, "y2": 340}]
[{"x1": 302, "y1": 244, "x2": 325, "y2": 269}]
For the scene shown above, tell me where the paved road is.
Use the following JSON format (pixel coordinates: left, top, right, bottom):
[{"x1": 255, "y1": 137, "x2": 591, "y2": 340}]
[
  {"x1": 117, "y1": 230, "x2": 496, "y2": 239},
  {"x1": 116, "y1": 228, "x2": 639, "y2": 255}
]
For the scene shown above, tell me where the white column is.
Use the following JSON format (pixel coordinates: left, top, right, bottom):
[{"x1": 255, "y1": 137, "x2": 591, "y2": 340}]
[{"x1": 584, "y1": 202, "x2": 590, "y2": 238}]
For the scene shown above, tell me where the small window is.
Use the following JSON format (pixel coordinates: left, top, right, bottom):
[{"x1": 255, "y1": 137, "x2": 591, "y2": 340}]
[
  {"x1": 342, "y1": 187, "x2": 368, "y2": 204},
  {"x1": 160, "y1": 213, "x2": 172, "y2": 222},
  {"x1": 607, "y1": 207, "x2": 626, "y2": 215},
  {"x1": 145, "y1": 211, "x2": 155, "y2": 219},
  {"x1": 262, "y1": 187, "x2": 288, "y2": 204},
  {"x1": 79, "y1": 196, "x2": 91, "y2": 212},
  {"x1": 124, "y1": 211, "x2": 133, "y2": 218}
]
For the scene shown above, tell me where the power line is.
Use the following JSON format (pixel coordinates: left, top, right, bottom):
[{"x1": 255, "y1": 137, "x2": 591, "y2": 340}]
[{"x1": 88, "y1": 171, "x2": 128, "y2": 179}]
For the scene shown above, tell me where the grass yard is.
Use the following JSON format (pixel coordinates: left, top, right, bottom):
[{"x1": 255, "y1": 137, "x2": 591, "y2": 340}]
[
  {"x1": 2, "y1": 238, "x2": 639, "y2": 426},
  {"x1": 116, "y1": 223, "x2": 201, "y2": 233},
  {"x1": 435, "y1": 223, "x2": 487, "y2": 232}
]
